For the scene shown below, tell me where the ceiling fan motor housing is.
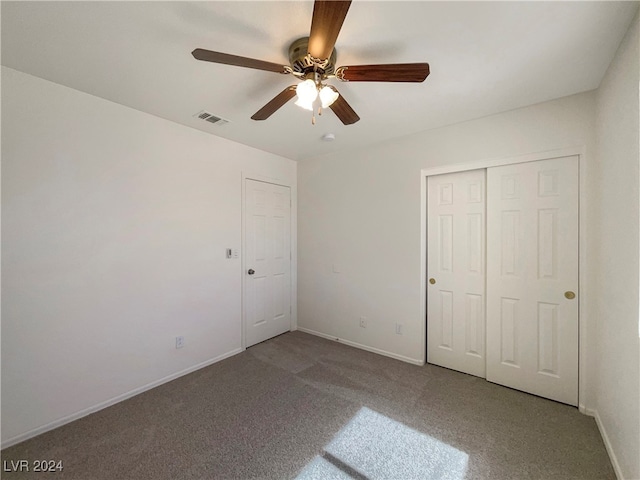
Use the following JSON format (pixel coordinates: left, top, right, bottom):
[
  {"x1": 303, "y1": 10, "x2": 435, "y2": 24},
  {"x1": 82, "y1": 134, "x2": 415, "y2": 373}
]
[{"x1": 288, "y1": 37, "x2": 336, "y2": 76}]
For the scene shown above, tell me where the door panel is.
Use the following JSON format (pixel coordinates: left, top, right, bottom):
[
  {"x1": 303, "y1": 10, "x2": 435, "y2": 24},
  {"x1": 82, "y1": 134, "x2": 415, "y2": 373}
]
[
  {"x1": 486, "y1": 156, "x2": 578, "y2": 405},
  {"x1": 427, "y1": 169, "x2": 486, "y2": 377},
  {"x1": 244, "y1": 179, "x2": 291, "y2": 347}
]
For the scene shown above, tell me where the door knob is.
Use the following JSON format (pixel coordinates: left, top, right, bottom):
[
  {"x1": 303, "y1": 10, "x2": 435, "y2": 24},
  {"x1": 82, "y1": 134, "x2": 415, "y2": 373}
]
[
  {"x1": 564, "y1": 291, "x2": 575, "y2": 299},
  {"x1": 429, "y1": 278, "x2": 436, "y2": 285},
  {"x1": 248, "y1": 269, "x2": 255, "y2": 275}
]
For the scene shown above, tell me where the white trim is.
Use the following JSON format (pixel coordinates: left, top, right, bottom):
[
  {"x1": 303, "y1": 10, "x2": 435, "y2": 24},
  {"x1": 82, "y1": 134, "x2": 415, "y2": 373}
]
[
  {"x1": 419, "y1": 172, "x2": 428, "y2": 365},
  {"x1": 241, "y1": 173, "x2": 292, "y2": 187},
  {"x1": 420, "y1": 146, "x2": 589, "y2": 409},
  {"x1": 576, "y1": 147, "x2": 589, "y2": 412},
  {"x1": 584, "y1": 408, "x2": 624, "y2": 479},
  {"x1": 1, "y1": 348, "x2": 243, "y2": 450},
  {"x1": 420, "y1": 146, "x2": 584, "y2": 177},
  {"x1": 241, "y1": 172, "x2": 297, "y2": 350},
  {"x1": 298, "y1": 327, "x2": 424, "y2": 366}
]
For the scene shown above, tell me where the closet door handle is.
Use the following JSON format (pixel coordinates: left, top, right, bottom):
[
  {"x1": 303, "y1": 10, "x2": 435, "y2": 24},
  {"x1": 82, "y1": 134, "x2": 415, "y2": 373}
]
[
  {"x1": 248, "y1": 269, "x2": 255, "y2": 275},
  {"x1": 429, "y1": 278, "x2": 436, "y2": 285},
  {"x1": 564, "y1": 291, "x2": 575, "y2": 299}
]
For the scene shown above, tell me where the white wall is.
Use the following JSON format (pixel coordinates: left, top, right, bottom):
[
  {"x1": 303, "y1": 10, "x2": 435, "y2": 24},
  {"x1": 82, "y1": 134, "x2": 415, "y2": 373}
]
[
  {"x1": 594, "y1": 10, "x2": 640, "y2": 480},
  {"x1": 1, "y1": 67, "x2": 296, "y2": 447},
  {"x1": 298, "y1": 90, "x2": 597, "y2": 368}
]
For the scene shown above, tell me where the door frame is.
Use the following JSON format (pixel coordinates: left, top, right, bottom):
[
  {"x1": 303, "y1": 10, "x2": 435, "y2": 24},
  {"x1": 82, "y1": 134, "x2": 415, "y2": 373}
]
[
  {"x1": 241, "y1": 172, "x2": 297, "y2": 350},
  {"x1": 420, "y1": 146, "x2": 589, "y2": 412}
]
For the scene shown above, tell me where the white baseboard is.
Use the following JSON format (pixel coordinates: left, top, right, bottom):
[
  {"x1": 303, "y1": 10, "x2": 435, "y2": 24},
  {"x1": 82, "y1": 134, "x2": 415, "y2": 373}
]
[
  {"x1": 1, "y1": 348, "x2": 244, "y2": 450},
  {"x1": 584, "y1": 407, "x2": 624, "y2": 479},
  {"x1": 297, "y1": 327, "x2": 424, "y2": 366}
]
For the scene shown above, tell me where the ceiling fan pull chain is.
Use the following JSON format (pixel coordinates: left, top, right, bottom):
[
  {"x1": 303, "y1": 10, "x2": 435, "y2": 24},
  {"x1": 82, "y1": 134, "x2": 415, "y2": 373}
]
[
  {"x1": 312, "y1": 112, "x2": 316, "y2": 125},
  {"x1": 318, "y1": 106, "x2": 323, "y2": 116}
]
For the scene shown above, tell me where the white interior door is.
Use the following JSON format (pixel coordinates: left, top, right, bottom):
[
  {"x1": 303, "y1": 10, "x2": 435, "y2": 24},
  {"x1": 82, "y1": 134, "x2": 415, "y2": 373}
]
[
  {"x1": 427, "y1": 169, "x2": 486, "y2": 378},
  {"x1": 486, "y1": 156, "x2": 579, "y2": 405},
  {"x1": 244, "y1": 179, "x2": 291, "y2": 348}
]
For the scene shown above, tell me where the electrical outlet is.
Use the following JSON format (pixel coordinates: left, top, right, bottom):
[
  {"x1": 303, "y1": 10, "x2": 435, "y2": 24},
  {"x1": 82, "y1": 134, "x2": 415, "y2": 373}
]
[
  {"x1": 176, "y1": 336, "x2": 185, "y2": 349},
  {"x1": 395, "y1": 323, "x2": 403, "y2": 335},
  {"x1": 359, "y1": 317, "x2": 367, "y2": 328}
]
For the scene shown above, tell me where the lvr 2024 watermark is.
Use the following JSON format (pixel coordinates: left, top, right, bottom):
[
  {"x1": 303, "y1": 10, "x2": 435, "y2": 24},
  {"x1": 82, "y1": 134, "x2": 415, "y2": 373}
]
[{"x1": 3, "y1": 460, "x2": 63, "y2": 473}]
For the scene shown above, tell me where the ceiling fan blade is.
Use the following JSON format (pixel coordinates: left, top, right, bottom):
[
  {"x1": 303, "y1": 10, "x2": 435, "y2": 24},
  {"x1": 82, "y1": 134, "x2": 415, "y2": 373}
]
[
  {"x1": 308, "y1": 0, "x2": 352, "y2": 60},
  {"x1": 192, "y1": 49, "x2": 288, "y2": 74},
  {"x1": 251, "y1": 86, "x2": 297, "y2": 121},
  {"x1": 329, "y1": 88, "x2": 360, "y2": 125},
  {"x1": 336, "y1": 63, "x2": 430, "y2": 82}
]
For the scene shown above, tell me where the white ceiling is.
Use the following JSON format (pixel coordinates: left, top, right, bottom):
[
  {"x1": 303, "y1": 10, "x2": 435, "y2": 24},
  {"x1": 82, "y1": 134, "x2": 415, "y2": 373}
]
[{"x1": 2, "y1": 1, "x2": 637, "y2": 161}]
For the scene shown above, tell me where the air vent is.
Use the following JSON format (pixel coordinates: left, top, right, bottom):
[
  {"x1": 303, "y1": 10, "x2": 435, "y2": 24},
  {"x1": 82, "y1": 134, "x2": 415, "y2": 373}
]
[{"x1": 193, "y1": 110, "x2": 229, "y2": 126}]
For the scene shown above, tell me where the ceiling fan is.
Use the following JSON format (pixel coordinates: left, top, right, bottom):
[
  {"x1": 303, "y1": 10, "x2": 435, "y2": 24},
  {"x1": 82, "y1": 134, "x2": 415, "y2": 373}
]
[{"x1": 192, "y1": 0, "x2": 430, "y2": 125}]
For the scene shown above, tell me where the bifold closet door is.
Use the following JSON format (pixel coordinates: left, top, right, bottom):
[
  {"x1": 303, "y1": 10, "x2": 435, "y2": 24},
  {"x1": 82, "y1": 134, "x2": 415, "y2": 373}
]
[
  {"x1": 427, "y1": 169, "x2": 486, "y2": 378},
  {"x1": 486, "y1": 156, "x2": 579, "y2": 405}
]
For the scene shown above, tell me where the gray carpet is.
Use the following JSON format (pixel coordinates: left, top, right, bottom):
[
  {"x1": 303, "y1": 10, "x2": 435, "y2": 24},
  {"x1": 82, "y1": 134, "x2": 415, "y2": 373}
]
[{"x1": 1, "y1": 331, "x2": 614, "y2": 479}]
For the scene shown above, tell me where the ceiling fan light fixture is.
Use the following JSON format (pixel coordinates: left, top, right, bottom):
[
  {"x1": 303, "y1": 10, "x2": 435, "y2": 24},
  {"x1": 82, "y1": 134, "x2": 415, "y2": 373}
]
[
  {"x1": 319, "y1": 85, "x2": 339, "y2": 108},
  {"x1": 295, "y1": 79, "x2": 318, "y2": 108},
  {"x1": 294, "y1": 98, "x2": 315, "y2": 111}
]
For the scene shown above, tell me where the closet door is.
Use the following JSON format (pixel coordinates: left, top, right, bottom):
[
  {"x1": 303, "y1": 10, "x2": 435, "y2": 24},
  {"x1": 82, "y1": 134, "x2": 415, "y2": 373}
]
[
  {"x1": 486, "y1": 156, "x2": 578, "y2": 405},
  {"x1": 427, "y1": 170, "x2": 486, "y2": 378}
]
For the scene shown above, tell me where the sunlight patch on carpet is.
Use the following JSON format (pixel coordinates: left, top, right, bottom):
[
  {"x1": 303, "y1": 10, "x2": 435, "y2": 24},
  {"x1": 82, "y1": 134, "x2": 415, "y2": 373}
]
[
  {"x1": 296, "y1": 407, "x2": 468, "y2": 479},
  {"x1": 296, "y1": 456, "x2": 354, "y2": 479}
]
